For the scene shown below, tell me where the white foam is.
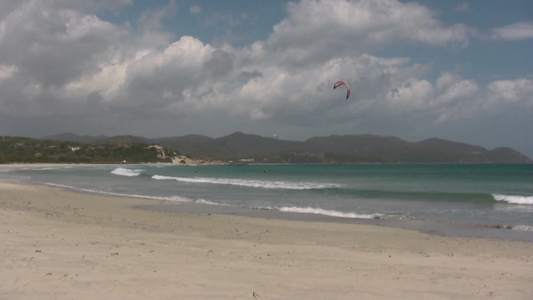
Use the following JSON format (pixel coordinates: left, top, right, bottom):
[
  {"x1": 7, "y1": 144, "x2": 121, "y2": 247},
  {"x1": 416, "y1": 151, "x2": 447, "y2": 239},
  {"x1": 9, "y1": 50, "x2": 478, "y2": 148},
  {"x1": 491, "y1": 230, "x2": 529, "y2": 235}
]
[
  {"x1": 278, "y1": 206, "x2": 380, "y2": 219},
  {"x1": 195, "y1": 199, "x2": 225, "y2": 206},
  {"x1": 45, "y1": 182, "x2": 192, "y2": 203},
  {"x1": 492, "y1": 194, "x2": 533, "y2": 205},
  {"x1": 512, "y1": 225, "x2": 533, "y2": 232},
  {"x1": 36, "y1": 166, "x2": 73, "y2": 171},
  {"x1": 152, "y1": 175, "x2": 341, "y2": 190},
  {"x1": 1, "y1": 166, "x2": 72, "y2": 172},
  {"x1": 111, "y1": 167, "x2": 143, "y2": 177}
]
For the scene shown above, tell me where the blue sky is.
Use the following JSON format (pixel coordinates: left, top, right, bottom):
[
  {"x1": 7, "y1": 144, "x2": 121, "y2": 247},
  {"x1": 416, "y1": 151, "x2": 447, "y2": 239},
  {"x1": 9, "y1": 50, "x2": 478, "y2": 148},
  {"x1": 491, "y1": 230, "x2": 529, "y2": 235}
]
[{"x1": 1, "y1": 0, "x2": 532, "y2": 157}]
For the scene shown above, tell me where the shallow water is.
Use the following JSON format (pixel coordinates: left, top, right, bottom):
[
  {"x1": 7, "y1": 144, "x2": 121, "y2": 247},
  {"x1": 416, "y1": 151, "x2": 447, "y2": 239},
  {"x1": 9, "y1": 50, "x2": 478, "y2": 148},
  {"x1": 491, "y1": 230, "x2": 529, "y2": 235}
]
[{"x1": 3, "y1": 163, "x2": 533, "y2": 239}]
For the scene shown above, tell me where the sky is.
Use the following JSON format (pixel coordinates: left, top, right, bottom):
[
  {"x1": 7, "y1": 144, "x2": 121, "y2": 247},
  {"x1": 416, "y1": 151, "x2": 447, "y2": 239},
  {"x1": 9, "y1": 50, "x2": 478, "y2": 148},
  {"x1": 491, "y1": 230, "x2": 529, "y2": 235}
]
[{"x1": 1, "y1": 0, "x2": 532, "y2": 157}]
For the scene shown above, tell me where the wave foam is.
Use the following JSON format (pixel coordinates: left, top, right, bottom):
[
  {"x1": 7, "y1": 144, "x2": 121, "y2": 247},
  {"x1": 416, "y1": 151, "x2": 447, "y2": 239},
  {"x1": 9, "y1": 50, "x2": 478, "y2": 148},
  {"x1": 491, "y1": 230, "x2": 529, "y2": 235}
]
[
  {"x1": 492, "y1": 194, "x2": 533, "y2": 205},
  {"x1": 152, "y1": 175, "x2": 341, "y2": 190},
  {"x1": 45, "y1": 182, "x2": 192, "y2": 203},
  {"x1": 37, "y1": 167, "x2": 73, "y2": 171},
  {"x1": 279, "y1": 206, "x2": 380, "y2": 219},
  {"x1": 111, "y1": 167, "x2": 143, "y2": 177},
  {"x1": 1, "y1": 166, "x2": 72, "y2": 172},
  {"x1": 194, "y1": 199, "x2": 223, "y2": 206},
  {"x1": 512, "y1": 225, "x2": 533, "y2": 232}
]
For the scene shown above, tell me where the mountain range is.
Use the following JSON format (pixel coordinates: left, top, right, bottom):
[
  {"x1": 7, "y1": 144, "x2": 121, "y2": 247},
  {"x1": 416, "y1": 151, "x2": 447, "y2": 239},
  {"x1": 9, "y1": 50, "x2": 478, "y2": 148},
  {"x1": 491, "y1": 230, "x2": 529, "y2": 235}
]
[{"x1": 43, "y1": 132, "x2": 532, "y2": 164}]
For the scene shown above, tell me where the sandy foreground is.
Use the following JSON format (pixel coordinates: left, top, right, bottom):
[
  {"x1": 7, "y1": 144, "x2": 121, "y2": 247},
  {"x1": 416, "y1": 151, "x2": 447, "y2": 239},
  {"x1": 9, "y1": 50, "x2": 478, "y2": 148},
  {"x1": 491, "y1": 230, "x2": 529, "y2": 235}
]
[{"x1": 1, "y1": 165, "x2": 532, "y2": 299}]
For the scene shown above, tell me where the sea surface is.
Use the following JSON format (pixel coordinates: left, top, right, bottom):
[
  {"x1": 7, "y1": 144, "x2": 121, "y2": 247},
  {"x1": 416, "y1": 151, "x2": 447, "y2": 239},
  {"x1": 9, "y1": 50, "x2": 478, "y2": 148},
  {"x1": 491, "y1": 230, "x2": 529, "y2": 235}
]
[{"x1": 2, "y1": 163, "x2": 533, "y2": 240}]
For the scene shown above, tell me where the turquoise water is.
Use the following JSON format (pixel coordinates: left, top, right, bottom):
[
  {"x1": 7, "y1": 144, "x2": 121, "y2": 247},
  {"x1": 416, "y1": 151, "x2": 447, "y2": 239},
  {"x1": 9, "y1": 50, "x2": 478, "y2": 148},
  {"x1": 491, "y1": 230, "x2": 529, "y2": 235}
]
[{"x1": 3, "y1": 164, "x2": 533, "y2": 231}]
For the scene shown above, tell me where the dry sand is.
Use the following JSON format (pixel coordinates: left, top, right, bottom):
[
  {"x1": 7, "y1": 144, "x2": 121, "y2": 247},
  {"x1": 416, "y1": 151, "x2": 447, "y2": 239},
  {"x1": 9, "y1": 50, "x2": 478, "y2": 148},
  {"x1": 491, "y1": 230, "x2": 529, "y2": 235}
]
[{"x1": 1, "y1": 164, "x2": 532, "y2": 299}]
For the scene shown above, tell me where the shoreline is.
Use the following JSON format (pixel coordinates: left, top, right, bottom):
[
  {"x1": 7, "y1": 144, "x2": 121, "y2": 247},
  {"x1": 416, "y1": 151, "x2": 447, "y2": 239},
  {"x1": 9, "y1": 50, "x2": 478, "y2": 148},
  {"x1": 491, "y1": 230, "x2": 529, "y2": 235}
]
[
  {"x1": 1, "y1": 178, "x2": 532, "y2": 298},
  {"x1": 2, "y1": 163, "x2": 532, "y2": 242},
  {"x1": 134, "y1": 202, "x2": 533, "y2": 242}
]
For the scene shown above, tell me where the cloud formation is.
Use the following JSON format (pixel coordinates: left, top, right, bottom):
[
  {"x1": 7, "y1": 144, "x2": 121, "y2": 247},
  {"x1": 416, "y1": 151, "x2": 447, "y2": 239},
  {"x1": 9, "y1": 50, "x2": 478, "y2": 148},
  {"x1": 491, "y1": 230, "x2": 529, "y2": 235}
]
[
  {"x1": 0, "y1": 0, "x2": 532, "y2": 156},
  {"x1": 491, "y1": 22, "x2": 533, "y2": 41}
]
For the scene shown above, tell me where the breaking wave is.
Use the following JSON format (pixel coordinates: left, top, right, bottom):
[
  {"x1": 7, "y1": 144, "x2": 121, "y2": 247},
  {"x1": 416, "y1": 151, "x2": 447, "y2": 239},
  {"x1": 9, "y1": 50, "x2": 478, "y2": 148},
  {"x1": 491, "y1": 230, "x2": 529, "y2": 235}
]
[
  {"x1": 194, "y1": 199, "x2": 224, "y2": 205},
  {"x1": 492, "y1": 194, "x2": 533, "y2": 205},
  {"x1": 45, "y1": 182, "x2": 192, "y2": 203},
  {"x1": 111, "y1": 167, "x2": 143, "y2": 177},
  {"x1": 279, "y1": 206, "x2": 381, "y2": 219},
  {"x1": 152, "y1": 175, "x2": 342, "y2": 190},
  {"x1": 512, "y1": 225, "x2": 533, "y2": 232}
]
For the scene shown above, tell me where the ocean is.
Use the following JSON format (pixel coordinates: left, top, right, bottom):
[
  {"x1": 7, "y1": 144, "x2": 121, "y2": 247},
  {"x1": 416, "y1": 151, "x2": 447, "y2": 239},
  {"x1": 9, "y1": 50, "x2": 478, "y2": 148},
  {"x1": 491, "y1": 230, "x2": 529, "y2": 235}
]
[{"x1": 3, "y1": 163, "x2": 533, "y2": 240}]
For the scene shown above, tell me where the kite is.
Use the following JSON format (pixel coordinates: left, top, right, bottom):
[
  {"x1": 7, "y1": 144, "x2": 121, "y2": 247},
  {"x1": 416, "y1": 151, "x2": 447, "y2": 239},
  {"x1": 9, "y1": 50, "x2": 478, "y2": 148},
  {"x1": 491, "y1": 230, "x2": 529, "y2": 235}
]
[{"x1": 333, "y1": 81, "x2": 350, "y2": 100}]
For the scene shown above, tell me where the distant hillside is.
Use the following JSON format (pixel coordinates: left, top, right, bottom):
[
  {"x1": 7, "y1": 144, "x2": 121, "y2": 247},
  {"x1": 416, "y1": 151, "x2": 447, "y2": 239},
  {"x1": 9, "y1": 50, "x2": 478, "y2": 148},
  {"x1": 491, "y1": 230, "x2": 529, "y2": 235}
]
[
  {"x1": 43, "y1": 132, "x2": 532, "y2": 164},
  {"x1": 153, "y1": 132, "x2": 303, "y2": 160},
  {"x1": 1, "y1": 136, "x2": 176, "y2": 164}
]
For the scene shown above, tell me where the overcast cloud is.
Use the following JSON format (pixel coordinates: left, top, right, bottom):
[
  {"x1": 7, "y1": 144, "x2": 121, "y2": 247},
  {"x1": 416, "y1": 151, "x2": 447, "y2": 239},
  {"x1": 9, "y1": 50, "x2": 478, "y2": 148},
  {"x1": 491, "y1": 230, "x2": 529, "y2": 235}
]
[{"x1": 1, "y1": 0, "x2": 532, "y2": 157}]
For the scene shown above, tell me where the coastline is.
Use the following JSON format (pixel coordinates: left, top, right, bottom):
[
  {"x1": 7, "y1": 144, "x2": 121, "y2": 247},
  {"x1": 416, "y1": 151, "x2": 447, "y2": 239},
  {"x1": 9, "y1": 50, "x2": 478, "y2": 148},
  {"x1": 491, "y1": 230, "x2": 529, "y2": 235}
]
[
  {"x1": 2, "y1": 163, "x2": 532, "y2": 242},
  {"x1": 134, "y1": 201, "x2": 533, "y2": 242},
  {"x1": 1, "y1": 164, "x2": 532, "y2": 299}
]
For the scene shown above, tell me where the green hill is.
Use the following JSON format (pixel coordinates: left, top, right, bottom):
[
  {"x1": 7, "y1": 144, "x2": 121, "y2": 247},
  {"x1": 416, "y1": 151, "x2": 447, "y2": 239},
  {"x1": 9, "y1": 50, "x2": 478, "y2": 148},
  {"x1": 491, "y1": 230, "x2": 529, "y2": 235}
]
[{"x1": 0, "y1": 136, "x2": 175, "y2": 164}]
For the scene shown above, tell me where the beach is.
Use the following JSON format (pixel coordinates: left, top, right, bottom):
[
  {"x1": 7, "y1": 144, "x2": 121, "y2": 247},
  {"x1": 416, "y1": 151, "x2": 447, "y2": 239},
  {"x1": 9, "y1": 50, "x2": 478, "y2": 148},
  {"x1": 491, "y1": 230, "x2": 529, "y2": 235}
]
[{"x1": 1, "y1": 165, "x2": 532, "y2": 299}]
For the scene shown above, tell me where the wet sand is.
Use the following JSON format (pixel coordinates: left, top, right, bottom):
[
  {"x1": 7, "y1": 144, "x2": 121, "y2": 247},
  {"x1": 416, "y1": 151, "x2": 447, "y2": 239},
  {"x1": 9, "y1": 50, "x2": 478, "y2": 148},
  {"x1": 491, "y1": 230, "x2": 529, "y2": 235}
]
[{"x1": 1, "y1": 165, "x2": 532, "y2": 299}]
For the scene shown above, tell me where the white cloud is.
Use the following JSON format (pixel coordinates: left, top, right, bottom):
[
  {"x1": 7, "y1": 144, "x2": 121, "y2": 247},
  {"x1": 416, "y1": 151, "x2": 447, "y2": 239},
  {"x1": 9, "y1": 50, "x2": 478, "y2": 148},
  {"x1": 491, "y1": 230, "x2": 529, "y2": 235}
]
[
  {"x1": 435, "y1": 73, "x2": 479, "y2": 104},
  {"x1": 431, "y1": 73, "x2": 480, "y2": 123},
  {"x1": 437, "y1": 79, "x2": 478, "y2": 103},
  {"x1": 0, "y1": 0, "x2": 532, "y2": 157},
  {"x1": 491, "y1": 22, "x2": 533, "y2": 41},
  {"x1": 487, "y1": 79, "x2": 533, "y2": 104},
  {"x1": 0, "y1": 1, "x2": 122, "y2": 88},
  {"x1": 134, "y1": 0, "x2": 177, "y2": 47},
  {"x1": 260, "y1": 0, "x2": 473, "y2": 66},
  {"x1": 387, "y1": 78, "x2": 433, "y2": 111},
  {"x1": 0, "y1": 65, "x2": 17, "y2": 81}
]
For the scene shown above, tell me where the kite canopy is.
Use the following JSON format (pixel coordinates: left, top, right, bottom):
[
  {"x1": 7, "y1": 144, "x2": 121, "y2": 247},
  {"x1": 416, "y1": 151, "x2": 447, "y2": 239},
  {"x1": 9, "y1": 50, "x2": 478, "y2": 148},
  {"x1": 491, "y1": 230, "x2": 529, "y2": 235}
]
[{"x1": 333, "y1": 81, "x2": 350, "y2": 99}]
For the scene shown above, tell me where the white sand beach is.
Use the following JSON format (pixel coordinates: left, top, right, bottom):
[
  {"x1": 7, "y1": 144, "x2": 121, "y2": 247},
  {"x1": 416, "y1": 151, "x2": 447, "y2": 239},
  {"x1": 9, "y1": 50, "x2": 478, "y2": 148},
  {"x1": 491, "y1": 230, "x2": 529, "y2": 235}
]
[{"x1": 1, "y1": 164, "x2": 532, "y2": 299}]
